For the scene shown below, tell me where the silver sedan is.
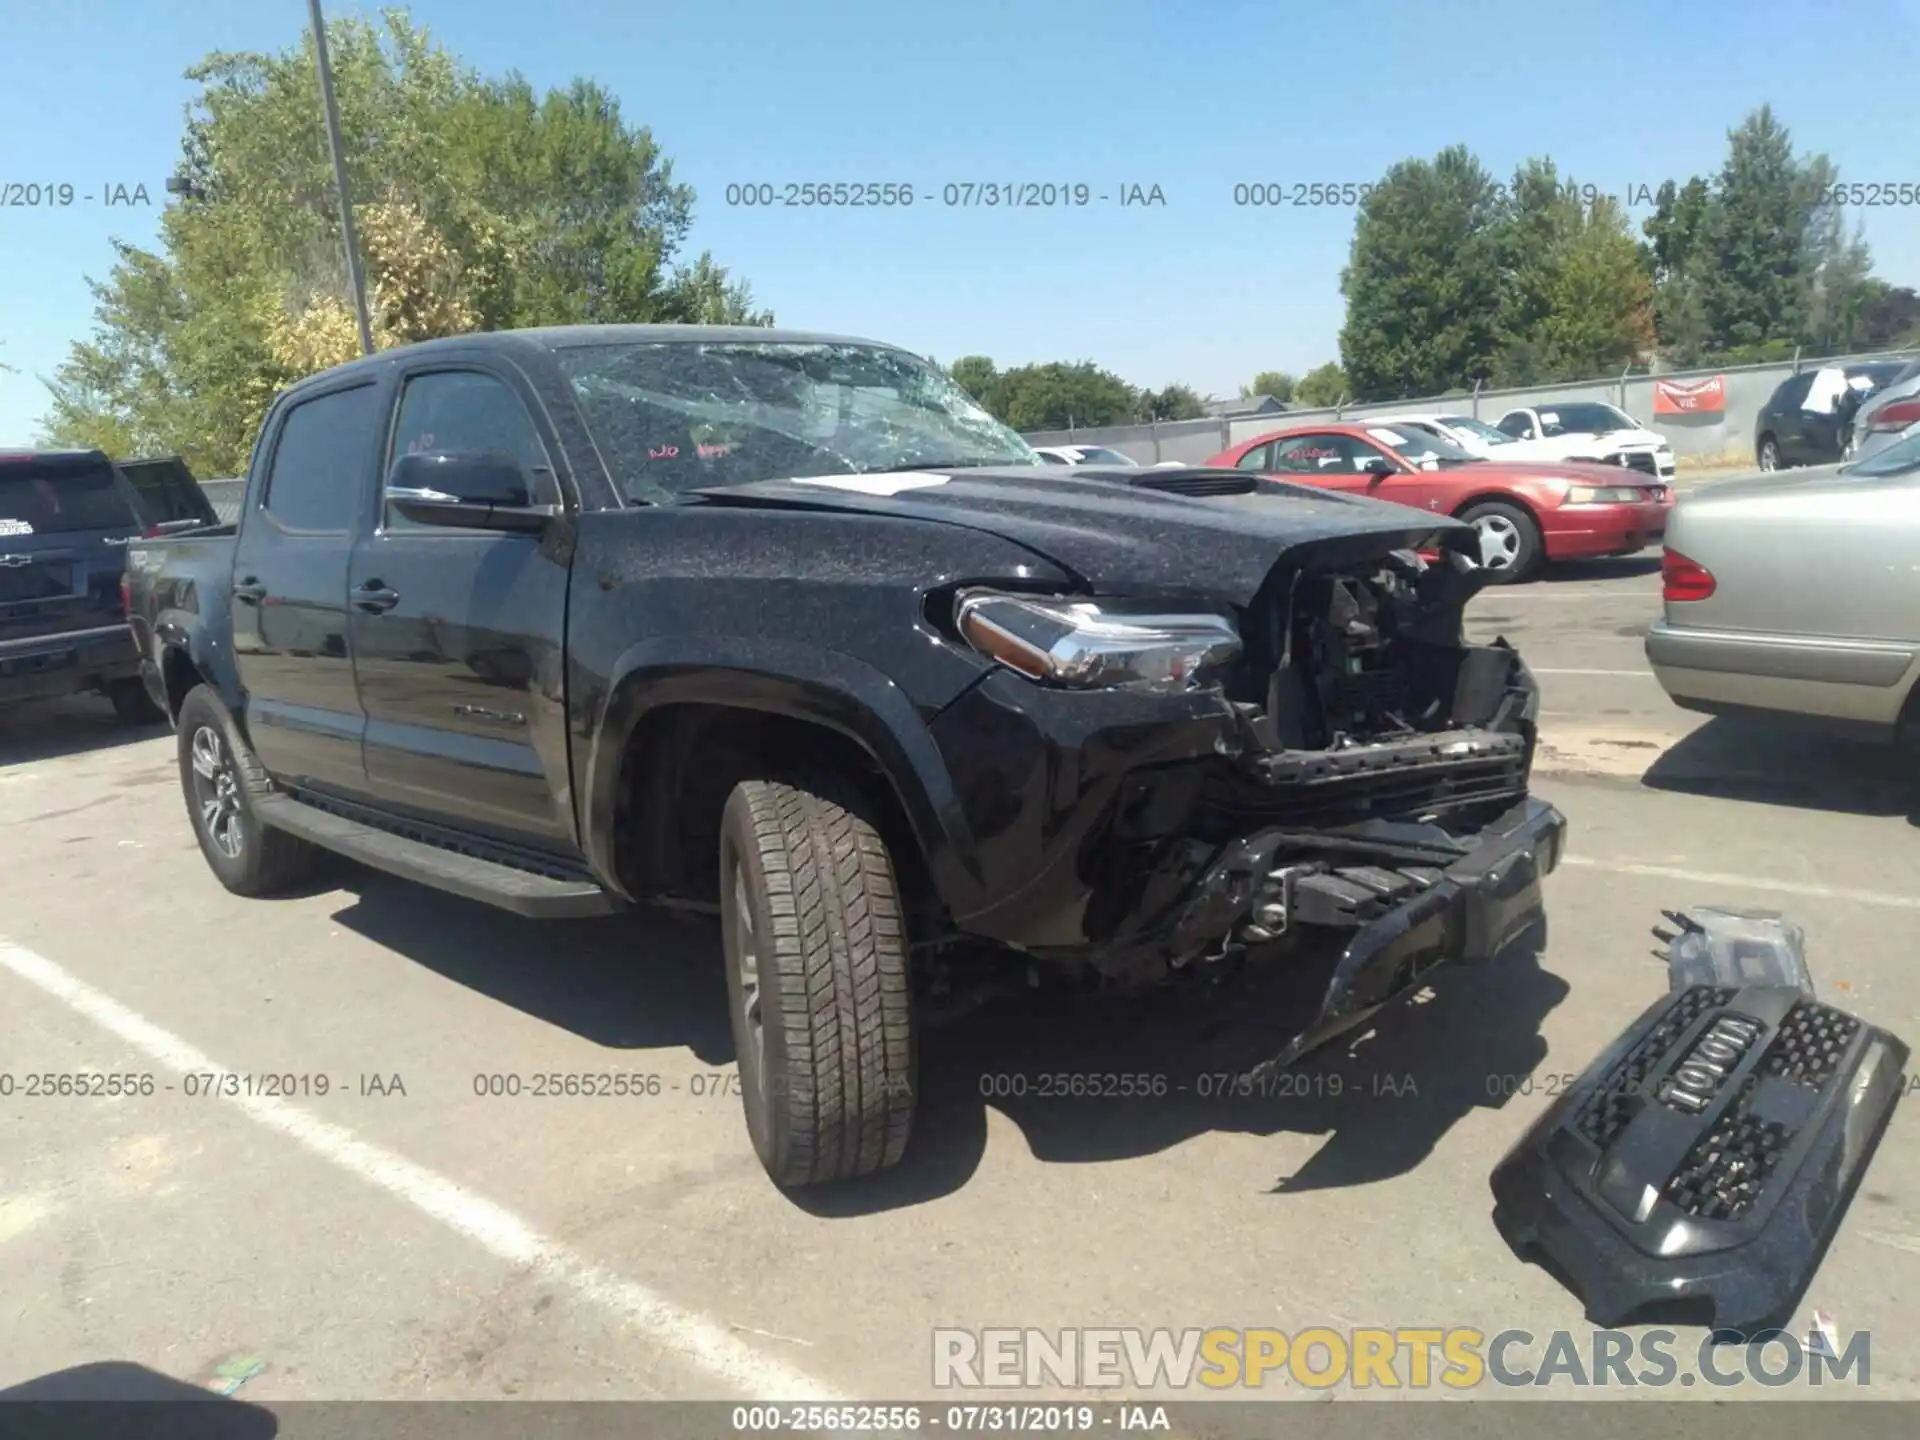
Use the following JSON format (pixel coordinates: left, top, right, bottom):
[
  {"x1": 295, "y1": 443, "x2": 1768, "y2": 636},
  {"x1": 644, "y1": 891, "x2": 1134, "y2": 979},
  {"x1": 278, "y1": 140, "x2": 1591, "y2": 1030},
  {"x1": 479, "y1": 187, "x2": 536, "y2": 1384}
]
[{"x1": 1646, "y1": 430, "x2": 1920, "y2": 740}]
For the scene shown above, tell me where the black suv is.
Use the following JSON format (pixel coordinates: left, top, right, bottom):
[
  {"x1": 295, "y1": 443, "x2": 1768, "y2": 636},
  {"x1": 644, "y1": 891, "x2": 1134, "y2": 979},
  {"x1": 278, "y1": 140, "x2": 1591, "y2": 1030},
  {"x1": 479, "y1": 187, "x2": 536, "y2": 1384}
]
[
  {"x1": 127, "y1": 326, "x2": 1566, "y2": 1189},
  {"x1": 1, "y1": 450, "x2": 167, "y2": 724}
]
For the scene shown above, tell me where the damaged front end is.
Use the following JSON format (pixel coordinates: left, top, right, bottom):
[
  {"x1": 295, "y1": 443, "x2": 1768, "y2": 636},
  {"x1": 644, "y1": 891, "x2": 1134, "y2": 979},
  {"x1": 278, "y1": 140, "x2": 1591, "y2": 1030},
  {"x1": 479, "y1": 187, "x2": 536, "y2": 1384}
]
[{"x1": 934, "y1": 540, "x2": 1566, "y2": 1062}]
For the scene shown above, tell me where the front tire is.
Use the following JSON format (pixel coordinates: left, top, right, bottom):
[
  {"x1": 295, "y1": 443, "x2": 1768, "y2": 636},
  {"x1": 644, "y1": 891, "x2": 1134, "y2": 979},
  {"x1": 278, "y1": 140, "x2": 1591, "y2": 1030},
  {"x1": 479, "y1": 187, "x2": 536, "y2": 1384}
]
[
  {"x1": 1459, "y1": 500, "x2": 1544, "y2": 584},
  {"x1": 719, "y1": 774, "x2": 915, "y2": 1189},
  {"x1": 175, "y1": 685, "x2": 321, "y2": 896},
  {"x1": 1757, "y1": 436, "x2": 1781, "y2": 471}
]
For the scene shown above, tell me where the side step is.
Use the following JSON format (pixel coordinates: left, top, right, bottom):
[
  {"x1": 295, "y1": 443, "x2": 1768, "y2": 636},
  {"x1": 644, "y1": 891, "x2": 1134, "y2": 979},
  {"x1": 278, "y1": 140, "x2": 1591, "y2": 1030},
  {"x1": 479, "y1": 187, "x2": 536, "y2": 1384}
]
[{"x1": 251, "y1": 793, "x2": 620, "y2": 919}]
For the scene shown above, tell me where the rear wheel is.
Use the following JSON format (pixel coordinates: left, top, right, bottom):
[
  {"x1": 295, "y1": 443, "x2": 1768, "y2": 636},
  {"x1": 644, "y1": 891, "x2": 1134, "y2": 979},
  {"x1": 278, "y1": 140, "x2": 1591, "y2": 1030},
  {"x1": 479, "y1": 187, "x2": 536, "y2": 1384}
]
[
  {"x1": 719, "y1": 773, "x2": 915, "y2": 1188},
  {"x1": 175, "y1": 685, "x2": 321, "y2": 896},
  {"x1": 1757, "y1": 436, "x2": 1781, "y2": 471},
  {"x1": 107, "y1": 677, "x2": 165, "y2": 727},
  {"x1": 1458, "y1": 500, "x2": 1544, "y2": 584}
]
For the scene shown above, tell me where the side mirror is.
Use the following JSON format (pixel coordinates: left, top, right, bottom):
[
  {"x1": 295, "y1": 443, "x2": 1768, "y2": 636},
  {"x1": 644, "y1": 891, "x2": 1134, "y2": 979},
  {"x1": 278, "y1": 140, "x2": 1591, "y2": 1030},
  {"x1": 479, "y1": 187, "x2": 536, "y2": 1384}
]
[
  {"x1": 1361, "y1": 457, "x2": 1397, "y2": 479},
  {"x1": 386, "y1": 451, "x2": 556, "y2": 533}
]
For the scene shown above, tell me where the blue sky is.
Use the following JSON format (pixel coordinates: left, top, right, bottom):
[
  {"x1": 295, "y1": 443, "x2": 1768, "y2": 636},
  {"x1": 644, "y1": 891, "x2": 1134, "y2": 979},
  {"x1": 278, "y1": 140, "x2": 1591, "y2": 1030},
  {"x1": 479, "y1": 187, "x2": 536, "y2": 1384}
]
[{"x1": 6, "y1": 0, "x2": 1920, "y2": 444}]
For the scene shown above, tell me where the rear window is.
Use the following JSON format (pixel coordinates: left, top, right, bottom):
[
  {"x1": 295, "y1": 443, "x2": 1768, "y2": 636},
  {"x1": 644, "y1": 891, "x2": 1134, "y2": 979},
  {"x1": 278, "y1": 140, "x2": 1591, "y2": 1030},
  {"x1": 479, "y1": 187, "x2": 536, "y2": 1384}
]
[{"x1": 0, "y1": 456, "x2": 139, "y2": 536}]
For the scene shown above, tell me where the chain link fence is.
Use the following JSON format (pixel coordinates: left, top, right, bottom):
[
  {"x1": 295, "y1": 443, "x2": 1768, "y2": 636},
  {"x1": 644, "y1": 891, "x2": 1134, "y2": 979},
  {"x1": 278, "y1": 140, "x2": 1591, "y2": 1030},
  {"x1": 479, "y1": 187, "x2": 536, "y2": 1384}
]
[{"x1": 1022, "y1": 346, "x2": 1919, "y2": 467}]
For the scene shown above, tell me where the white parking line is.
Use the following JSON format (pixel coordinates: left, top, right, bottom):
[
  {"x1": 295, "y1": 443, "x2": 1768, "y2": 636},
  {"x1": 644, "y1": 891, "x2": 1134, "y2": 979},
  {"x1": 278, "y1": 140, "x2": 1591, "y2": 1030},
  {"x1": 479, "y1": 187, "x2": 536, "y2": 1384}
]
[
  {"x1": 1561, "y1": 858, "x2": 1920, "y2": 911},
  {"x1": 0, "y1": 939, "x2": 845, "y2": 1404},
  {"x1": 1531, "y1": 668, "x2": 1657, "y2": 677},
  {"x1": 1474, "y1": 591, "x2": 1662, "y2": 602}
]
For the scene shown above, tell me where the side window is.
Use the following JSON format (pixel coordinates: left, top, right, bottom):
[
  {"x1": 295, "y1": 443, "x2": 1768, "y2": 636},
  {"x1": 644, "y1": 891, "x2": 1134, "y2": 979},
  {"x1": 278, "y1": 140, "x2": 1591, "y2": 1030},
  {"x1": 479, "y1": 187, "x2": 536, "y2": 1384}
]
[
  {"x1": 1269, "y1": 434, "x2": 1364, "y2": 472},
  {"x1": 1497, "y1": 412, "x2": 1535, "y2": 440},
  {"x1": 1772, "y1": 374, "x2": 1812, "y2": 412},
  {"x1": 386, "y1": 370, "x2": 558, "y2": 529},
  {"x1": 262, "y1": 385, "x2": 380, "y2": 533},
  {"x1": 1234, "y1": 442, "x2": 1274, "y2": 471}
]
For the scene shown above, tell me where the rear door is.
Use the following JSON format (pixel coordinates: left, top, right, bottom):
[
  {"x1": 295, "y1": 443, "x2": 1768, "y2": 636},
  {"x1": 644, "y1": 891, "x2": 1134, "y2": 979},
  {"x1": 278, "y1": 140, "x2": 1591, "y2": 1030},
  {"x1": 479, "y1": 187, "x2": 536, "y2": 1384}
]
[
  {"x1": 348, "y1": 360, "x2": 578, "y2": 854},
  {"x1": 228, "y1": 380, "x2": 383, "y2": 798},
  {"x1": 0, "y1": 452, "x2": 143, "y2": 656}
]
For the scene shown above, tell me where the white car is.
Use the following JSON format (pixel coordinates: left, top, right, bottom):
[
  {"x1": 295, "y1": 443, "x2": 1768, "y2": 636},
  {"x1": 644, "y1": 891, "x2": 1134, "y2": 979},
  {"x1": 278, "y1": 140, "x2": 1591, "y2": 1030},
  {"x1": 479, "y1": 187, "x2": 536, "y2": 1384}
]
[
  {"x1": 1380, "y1": 407, "x2": 1675, "y2": 480},
  {"x1": 1490, "y1": 401, "x2": 1676, "y2": 480},
  {"x1": 1032, "y1": 444, "x2": 1139, "y2": 467}
]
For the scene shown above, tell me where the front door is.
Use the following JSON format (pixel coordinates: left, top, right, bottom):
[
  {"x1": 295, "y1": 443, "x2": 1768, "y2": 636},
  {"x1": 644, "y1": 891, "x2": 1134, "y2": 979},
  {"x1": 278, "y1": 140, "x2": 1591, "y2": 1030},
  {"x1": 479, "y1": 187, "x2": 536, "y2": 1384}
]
[
  {"x1": 347, "y1": 364, "x2": 578, "y2": 856},
  {"x1": 228, "y1": 381, "x2": 381, "y2": 797},
  {"x1": 1265, "y1": 432, "x2": 1433, "y2": 512}
]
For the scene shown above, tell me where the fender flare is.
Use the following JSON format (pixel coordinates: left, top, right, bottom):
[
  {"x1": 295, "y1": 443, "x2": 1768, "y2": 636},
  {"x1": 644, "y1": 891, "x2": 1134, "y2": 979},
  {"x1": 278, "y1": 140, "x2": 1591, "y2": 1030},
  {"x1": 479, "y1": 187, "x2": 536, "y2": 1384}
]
[
  {"x1": 152, "y1": 619, "x2": 244, "y2": 721},
  {"x1": 582, "y1": 635, "x2": 984, "y2": 912}
]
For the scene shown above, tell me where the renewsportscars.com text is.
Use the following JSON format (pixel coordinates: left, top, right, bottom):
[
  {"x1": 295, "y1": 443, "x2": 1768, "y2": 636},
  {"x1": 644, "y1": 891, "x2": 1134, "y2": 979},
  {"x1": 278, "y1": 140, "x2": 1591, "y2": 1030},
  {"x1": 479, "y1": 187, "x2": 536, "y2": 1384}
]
[{"x1": 932, "y1": 1326, "x2": 1870, "y2": 1390}]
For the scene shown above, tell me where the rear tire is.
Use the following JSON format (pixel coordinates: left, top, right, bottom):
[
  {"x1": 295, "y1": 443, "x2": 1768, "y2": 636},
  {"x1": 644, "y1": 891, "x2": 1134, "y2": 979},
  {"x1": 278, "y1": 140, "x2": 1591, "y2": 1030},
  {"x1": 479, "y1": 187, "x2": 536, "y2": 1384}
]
[
  {"x1": 1458, "y1": 500, "x2": 1544, "y2": 584},
  {"x1": 719, "y1": 773, "x2": 915, "y2": 1189},
  {"x1": 108, "y1": 677, "x2": 165, "y2": 727},
  {"x1": 175, "y1": 685, "x2": 321, "y2": 896},
  {"x1": 1757, "y1": 436, "x2": 1781, "y2": 471}
]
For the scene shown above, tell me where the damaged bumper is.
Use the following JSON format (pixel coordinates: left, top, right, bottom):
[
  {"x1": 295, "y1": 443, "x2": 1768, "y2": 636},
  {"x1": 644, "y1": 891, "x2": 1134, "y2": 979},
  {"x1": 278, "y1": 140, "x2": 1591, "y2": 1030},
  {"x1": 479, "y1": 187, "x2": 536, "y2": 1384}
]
[
  {"x1": 1490, "y1": 984, "x2": 1909, "y2": 1334},
  {"x1": 1175, "y1": 796, "x2": 1566, "y2": 1067}
]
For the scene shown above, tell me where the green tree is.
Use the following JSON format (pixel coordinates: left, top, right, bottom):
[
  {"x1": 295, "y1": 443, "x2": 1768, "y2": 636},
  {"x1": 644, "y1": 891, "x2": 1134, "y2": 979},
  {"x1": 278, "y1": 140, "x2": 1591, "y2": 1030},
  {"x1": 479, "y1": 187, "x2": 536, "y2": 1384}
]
[
  {"x1": 1140, "y1": 382, "x2": 1204, "y2": 420},
  {"x1": 1695, "y1": 106, "x2": 1816, "y2": 353},
  {"x1": 947, "y1": 355, "x2": 1000, "y2": 409},
  {"x1": 990, "y1": 361, "x2": 1141, "y2": 431},
  {"x1": 1294, "y1": 361, "x2": 1349, "y2": 408},
  {"x1": 1487, "y1": 162, "x2": 1653, "y2": 384},
  {"x1": 1241, "y1": 370, "x2": 1294, "y2": 403},
  {"x1": 42, "y1": 11, "x2": 765, "y2": 472},
  {"x1": 1855, "y1": 283, "x2": 1920, "y2": 348},
  {"x1": 1339, "y1": 145, "x2": 1509, "y2": 401},
  {"x1": 1640, "y1": 177, "x2": 1715, "y2": 365}
]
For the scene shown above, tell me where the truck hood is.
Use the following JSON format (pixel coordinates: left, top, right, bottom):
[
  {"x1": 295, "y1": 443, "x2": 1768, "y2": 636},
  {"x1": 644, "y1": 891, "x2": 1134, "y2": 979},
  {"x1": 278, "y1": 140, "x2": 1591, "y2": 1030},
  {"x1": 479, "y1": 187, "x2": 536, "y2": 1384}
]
[{"x1": 690, "y1": 466, "x2": 1477, "y2": 605}]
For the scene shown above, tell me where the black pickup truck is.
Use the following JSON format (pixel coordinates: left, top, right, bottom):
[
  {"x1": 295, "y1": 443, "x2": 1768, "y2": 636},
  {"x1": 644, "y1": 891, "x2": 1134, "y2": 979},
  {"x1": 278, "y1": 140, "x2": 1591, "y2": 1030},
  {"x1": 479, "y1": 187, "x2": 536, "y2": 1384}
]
[{"x1": 126, "y1": 325, "x2": 1567, "y2": 1189}]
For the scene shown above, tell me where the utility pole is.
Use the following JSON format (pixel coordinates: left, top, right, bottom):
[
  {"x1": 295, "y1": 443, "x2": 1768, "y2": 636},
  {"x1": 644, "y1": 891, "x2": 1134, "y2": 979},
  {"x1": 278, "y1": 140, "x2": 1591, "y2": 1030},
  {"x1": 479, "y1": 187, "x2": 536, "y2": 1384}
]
[{"x1": 308, "y1": 0, "x2": 374, "y2": 356}]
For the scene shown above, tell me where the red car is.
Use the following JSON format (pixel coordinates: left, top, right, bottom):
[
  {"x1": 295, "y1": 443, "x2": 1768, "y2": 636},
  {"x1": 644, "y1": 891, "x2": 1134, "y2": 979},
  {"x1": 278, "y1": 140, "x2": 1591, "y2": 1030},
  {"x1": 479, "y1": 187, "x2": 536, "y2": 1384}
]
[{"x1": 1203, "y1": 420, "x2": 1674, "y2": 583}]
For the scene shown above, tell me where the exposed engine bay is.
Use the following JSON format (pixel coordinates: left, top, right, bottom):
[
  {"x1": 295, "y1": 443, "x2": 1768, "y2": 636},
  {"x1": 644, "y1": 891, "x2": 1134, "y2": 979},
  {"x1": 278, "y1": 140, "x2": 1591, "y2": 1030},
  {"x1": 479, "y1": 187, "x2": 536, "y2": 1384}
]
[{"x1": 1064, "y1": 547, "x2": 1550, "y2": 991}]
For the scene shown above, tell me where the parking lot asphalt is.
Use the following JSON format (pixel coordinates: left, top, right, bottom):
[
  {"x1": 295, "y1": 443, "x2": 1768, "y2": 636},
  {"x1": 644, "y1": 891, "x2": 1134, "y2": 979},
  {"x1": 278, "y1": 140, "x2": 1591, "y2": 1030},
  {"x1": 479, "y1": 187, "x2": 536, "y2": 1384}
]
[{"x1": 4, "y1": 553, "x2": 1917, "y2": 1409}]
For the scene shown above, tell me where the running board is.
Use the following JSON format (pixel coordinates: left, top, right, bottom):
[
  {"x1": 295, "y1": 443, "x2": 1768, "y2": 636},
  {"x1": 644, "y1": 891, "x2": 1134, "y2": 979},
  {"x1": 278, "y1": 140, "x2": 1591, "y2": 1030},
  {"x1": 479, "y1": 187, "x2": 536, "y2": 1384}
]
[{"x1": 251, "y1": 793, "x2": 620, "y2": 919}]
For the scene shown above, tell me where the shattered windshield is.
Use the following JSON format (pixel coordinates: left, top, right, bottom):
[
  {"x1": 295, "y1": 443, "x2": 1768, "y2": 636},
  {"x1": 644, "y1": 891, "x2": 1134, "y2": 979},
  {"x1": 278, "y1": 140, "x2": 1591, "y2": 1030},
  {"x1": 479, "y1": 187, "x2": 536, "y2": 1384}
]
[{"x1": 556, "y1": 339, "x2": 1041, "y2": 503}]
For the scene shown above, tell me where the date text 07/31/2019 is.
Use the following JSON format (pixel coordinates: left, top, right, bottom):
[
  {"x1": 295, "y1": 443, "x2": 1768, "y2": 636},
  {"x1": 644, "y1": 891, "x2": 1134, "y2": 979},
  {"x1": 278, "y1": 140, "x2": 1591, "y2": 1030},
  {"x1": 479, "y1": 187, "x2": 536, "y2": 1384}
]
[{"x1": 724, "y1": 182, "x2": 1166, "y2": 209}]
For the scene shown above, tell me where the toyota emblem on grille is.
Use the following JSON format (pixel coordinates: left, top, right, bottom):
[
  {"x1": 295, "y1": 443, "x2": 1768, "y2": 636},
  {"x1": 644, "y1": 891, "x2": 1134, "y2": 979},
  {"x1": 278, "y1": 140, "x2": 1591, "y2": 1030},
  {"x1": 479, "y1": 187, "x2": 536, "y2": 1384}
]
[{"x1": 1659, "y1": 1013, "x2": 1762, "y2": 1114}]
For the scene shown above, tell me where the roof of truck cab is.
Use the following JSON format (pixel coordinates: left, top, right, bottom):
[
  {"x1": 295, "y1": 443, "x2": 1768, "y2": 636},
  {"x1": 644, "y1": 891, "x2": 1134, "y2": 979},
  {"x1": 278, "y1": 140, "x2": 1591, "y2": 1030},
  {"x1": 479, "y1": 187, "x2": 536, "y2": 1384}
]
[{"x1": 281, "y1": 325, "x2": 897, "y2": 390}]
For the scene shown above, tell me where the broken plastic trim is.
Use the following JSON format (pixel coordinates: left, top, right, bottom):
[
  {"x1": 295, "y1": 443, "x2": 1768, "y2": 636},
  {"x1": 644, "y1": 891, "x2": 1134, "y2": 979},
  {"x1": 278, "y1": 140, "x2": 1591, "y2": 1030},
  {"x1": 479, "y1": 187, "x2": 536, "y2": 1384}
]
[{"x1": 1490, "y1": 983, "x2": 1909, "y2": 1334}]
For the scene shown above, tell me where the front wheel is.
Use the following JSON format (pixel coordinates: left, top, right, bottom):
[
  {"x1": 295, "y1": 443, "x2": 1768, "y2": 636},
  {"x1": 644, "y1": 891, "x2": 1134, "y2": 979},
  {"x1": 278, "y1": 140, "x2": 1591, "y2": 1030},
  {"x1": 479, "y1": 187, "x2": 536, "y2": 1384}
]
[
  {"x1": 719, "y1": 774, "x2": 916, "y2": 1188},
  {"x1": 1458, "y1": 500, "x2": 1544, "y2": 584},
  {"x1": 175, "y1": 685, "x2": 321, "y2": 896},
  {"x1": 1757, "y1": 437, "x2": 1781, "y2": 471}
]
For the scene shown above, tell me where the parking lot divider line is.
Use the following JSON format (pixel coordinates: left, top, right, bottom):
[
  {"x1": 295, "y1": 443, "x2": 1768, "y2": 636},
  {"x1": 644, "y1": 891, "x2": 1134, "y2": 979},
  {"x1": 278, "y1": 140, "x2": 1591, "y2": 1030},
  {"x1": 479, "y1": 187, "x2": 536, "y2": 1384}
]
[
  {"x1": 1560, "y1": 857, "x2": 1920, "y2": 910},
  {"x1": 0, "y1": 940, "x2": 847, "y2": 1405}
]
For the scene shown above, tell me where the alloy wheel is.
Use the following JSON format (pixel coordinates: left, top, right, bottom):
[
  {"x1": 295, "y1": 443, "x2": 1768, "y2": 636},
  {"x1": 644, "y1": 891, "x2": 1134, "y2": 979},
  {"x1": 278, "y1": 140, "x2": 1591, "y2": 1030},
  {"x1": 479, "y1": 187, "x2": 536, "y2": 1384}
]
[{"x1": 188, "y1": 725, "x2": 246, "y2": 860}]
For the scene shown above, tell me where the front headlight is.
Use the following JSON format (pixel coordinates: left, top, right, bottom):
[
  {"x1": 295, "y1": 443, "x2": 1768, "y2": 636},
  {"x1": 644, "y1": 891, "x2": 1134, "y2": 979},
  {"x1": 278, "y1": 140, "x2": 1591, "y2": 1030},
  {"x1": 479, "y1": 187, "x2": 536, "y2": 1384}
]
[
  {"x1": 1565, "y1": 484, "x2": 1646, "y2": 504},
  {"x1": 953, "y1": 589, "x2": 1242, "y2": 690}
]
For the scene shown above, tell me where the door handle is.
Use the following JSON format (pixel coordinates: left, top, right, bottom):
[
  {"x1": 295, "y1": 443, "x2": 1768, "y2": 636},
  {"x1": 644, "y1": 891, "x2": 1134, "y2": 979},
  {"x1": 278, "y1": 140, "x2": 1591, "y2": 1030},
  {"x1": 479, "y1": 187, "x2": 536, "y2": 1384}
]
[
  {"x1": 232, "y1": 578, "x2": 267, "y2": 603},
  {"x1": 353, "y1": 582, "x2": 401, "y2": 614}
]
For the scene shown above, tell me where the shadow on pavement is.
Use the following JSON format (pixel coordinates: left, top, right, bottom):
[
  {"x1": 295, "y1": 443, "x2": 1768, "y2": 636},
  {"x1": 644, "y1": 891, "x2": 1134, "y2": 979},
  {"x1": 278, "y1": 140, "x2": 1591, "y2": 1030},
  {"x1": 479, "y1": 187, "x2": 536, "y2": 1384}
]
[
  {"x1": 1537, "y1": 554, "x2": 1663, "y2": 585},
  {"x1": 0, "y1": 1362, "x2": 276, "y2": 1439},
  {"x1": 1641, "y1": 715, "x2": 1920, "y2": 823},
  {"x1": 320, "y1": 867, "x2": 1569, "y2": 1216},
  {"x1": 0, "y1": 695, "x2": 169, "y2": 766},
  {"x1": 325, "y1": 871, "x2": 736, "y2": 1061}
]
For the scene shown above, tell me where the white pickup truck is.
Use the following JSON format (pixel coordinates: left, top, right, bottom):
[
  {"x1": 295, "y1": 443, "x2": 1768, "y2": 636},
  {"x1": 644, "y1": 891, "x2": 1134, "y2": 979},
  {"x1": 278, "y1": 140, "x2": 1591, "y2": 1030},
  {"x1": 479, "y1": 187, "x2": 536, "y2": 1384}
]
[{"x1": 1383, "y1": 405, "x2": 1675, "y2": 480}]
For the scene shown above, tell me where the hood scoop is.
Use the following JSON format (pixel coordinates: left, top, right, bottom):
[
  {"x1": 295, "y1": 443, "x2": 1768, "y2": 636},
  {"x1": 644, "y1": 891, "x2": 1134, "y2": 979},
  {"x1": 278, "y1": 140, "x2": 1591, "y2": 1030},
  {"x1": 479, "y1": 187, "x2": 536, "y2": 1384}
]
[{"x1": 1121, "y1": 468, "x2": 1260, "y2": 497}]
